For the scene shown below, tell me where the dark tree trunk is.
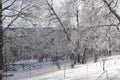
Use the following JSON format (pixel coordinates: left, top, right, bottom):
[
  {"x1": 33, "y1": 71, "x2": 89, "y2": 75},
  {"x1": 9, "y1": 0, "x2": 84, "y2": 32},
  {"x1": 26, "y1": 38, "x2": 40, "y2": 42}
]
[
  {"x1": 82, "y1": 48, "x2": 87, "y2": 64},
  {"x1": 94, "y1": 53, "x2": 98, "y2": 63},
  {"x1": 77, "y1": 54, "x2": 81, "y2": 63},
  {"x1": 108, "y1": 50, "x2": 111, "y2": 56},
  {"x1": 0, "y1": 0, "x2": 4, "y2": 79}
]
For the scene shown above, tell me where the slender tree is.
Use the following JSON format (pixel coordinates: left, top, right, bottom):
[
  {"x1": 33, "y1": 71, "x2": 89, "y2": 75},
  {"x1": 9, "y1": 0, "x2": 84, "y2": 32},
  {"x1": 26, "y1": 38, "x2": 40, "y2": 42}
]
[
  {"x1": 0, "y1": 0, "x2": 42, "y2": 79},
  {"x1": 0, "y1": 0, "x2": 3, "y2": 79}
]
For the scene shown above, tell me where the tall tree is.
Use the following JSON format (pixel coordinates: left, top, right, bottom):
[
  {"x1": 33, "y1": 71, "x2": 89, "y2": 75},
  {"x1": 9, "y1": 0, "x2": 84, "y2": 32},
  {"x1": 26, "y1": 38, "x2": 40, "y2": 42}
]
[
  {"x1": 0, "y1": 0, "x2": 3, "y2": 79},
  {"x1": 0, "y1": 0, "x2": 42, "y2": 79}
]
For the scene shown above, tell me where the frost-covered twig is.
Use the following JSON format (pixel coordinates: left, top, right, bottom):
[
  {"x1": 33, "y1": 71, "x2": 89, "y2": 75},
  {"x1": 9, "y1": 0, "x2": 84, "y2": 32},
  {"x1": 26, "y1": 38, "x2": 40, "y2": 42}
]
[{"x1": 95, "y1": 70, "x2": 108, "y2": 80}]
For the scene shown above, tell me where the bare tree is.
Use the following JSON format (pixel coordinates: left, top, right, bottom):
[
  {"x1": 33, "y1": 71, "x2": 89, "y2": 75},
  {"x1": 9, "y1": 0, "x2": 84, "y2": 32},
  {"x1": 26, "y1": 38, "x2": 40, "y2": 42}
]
[
  {"x1": 0, "y1": 0, "x2": 42, "y2": 79},
  {"x1": 46, "y1": 0, "x2": 71, "y2": 41},
  {"x1": 0, "y1": 0, "x2": 3, "y2": 79}
]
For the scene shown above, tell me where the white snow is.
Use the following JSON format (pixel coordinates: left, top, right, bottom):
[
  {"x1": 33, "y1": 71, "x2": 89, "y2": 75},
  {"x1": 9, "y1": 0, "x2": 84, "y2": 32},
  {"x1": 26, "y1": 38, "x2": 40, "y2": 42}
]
[{"x1": 3, "y1": 55, "x2": 120, "y2": 80}]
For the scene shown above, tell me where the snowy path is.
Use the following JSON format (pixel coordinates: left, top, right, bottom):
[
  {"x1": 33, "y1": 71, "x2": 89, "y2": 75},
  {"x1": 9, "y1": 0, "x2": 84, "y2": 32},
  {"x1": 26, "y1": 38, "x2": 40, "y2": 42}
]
[{"x1": 3, "y1": 55, "x2": 120, "y2": 80}]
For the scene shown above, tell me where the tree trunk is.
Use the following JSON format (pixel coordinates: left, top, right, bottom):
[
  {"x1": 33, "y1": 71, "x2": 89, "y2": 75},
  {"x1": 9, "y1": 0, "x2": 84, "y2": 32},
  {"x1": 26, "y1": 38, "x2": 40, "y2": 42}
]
[
  {"x1": 77, "y1": 54, "x2": 81, "y2": 63},
  {"x1": 94, "y1": 53, "x2": 98, "y2": 63},
  {"x1": 0, "y1": 0, "x2": 4, "y2": 79},
  {"x1": 82, "y1": 48, "x2": 87, "y2": 64}
]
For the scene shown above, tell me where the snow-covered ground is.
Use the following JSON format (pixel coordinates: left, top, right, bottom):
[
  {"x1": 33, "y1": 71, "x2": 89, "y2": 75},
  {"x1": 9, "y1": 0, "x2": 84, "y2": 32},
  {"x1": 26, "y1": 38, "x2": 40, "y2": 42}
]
[{"x1": 3, "y1": 55, "x2": 120, "y2": 80}]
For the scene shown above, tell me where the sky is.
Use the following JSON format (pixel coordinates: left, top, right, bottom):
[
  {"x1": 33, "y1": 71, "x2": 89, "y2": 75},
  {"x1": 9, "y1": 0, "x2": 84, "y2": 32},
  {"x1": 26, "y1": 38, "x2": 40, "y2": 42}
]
[{"x1": 54, "y1": 0, "x2": 64, "y2": 7}]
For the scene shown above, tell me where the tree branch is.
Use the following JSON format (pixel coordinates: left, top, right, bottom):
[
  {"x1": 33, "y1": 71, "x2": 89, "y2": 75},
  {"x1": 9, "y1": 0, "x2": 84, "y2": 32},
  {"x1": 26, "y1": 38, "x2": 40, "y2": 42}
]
[
  {"x1": 103, "y1": 0, "x2": 120, "y2": 23},
  {"x1": 81, "y1": 24, "x2": 117, "y2": 33},
  {"x1": 2, "y1": 0, "x2": 17, "y2": 11},
  {"x1": 2, "y1": 0, "x2": 10, "y2": 4},
  {"x1": 4, "y1": 13, "x2": 19, "y2": 31},
  {"x1": 46, "y1": 1, "x2": 70, "y2": 41}
]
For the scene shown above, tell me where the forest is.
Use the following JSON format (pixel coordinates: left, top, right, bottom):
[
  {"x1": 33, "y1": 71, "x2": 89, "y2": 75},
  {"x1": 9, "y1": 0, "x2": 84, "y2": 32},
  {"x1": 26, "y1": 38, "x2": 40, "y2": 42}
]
[{"x1": 0, "y1": 0, "x2": 120, "y2": 80}]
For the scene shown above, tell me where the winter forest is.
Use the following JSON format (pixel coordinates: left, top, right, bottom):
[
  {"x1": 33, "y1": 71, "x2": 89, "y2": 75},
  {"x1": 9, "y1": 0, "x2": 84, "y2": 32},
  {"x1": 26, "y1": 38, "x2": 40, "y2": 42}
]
[{"x1": 1, "y1": 0, "x2": 120, "y2": 80}]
